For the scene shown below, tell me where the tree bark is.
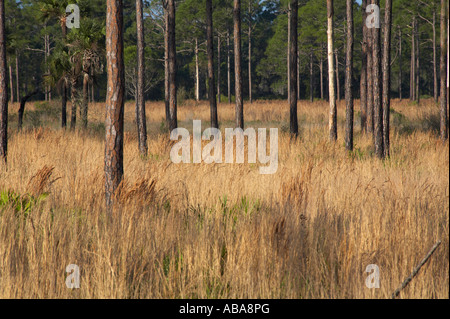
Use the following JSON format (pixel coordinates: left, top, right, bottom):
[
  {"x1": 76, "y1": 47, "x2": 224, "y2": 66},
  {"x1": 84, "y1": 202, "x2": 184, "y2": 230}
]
[
  {"x1": 289, "y1": 0, "x2": 298, "y2": 136},
  {"x1": 234, "y1": 0, "x2": 244, "y2": 129},
  {"x1": 372, "y1": 0, "x2": 384, "y2": 158},
  {"x1": 0, "y1": 0, "x2": 7, "y2": 164},
  {"x1": 206, "y1": 0, "x2": 218, "y2": 128},
  {"x1": 61, "y1": 22, "x2": 67, "y2": 128},
  {"x1": 168, "y1": 0, "x2": 177, "y2": 131},
  {"x1": 410, "y1": 18, "x2": 415, "y2": 101},
  {"x1": 320, "y1": 51, "x2": 324, "y2": 100},
  {"x1": 345, "y1": 0, "x2": 353, "y2": 151},
  {"x1": 440, "y1": 0, "x2": 448, "y2": 140},
  {"x1": 367, "y1": 19, "x2": 374, "y2": 134},
  {"x1": 382, "y1": 0, "x2": 392, "y2": 158},
  {"x1": 105, "y1": 0, "x2": 125, "y2": 210},
  {"x1": 136, "y1": 0, "x2": 148, "y2": 156},
  {"x1": 360, "y1": 0, "x2": 368, "y2": 133},
  {"x1": 327, "y1": 0, "x2": 337, "y2": 141}
]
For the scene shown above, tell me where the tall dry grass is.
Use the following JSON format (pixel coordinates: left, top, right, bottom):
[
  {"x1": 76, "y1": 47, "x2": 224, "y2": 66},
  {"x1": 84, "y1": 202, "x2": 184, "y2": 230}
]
[{"x1": 0, "y1": 98, "x2": 448, "y2": 298}]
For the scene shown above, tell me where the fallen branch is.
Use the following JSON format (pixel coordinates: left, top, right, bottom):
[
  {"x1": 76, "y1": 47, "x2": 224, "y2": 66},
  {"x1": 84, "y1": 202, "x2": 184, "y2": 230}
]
[{"x1": 391, "y1": 240, "x2": 442, "y2": 299}]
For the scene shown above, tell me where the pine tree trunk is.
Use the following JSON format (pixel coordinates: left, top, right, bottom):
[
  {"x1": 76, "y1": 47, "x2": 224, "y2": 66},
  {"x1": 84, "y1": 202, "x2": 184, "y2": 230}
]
[
  {"x1": 9, "y1": 63, "x2": 13, "y2": 103},
  {"x1": 367, "y1": 22, "x2": 374, "y2": 134},
  {"x1": 382, "y1": 0, "x2": 392, "y2": 158},
  {"x1": 105, "y1": 0, "x2": 125, "y2": 210},
  {"x1": 287, "y1": 3, "x2": 291, "y2": 104},
  {"x1": 327, "y1": 0, "x2": 337, "y2": 141},
  {"x1": 234, "y1": 0, "x2": 244, "y2": 129},
  {"x1": 207, "y1": 0, "x2": 218, "y2": 128},
  {"x1": 168, "y1": 0, "x2": 177, "y2": 131},
  {"x1": 433, "y1": 11, "x2": 438, "y2": 103},
  {"x1": 164, "y1": 5, "x2": 170, "y2": 128},
  {"x1": 289, "y1": 0, "x2": 298, "y2": 136},
  {"x1": 0, "y1": 0, "x2": 7, "y2": 164},
  {"x1": 136, "y1": 0, "x2": 148, "y2": 156},
  {"x1": 360, "y1": 0, "x2": 368, "y2": 133},
  {"x1": 335, "y1": 49, "x2": 340, "y2": 102},
  {"x1": 15, "y1": 53, "x2": 19, "y2": 103},
  {"x1": 410, "y1": 18, "x2": 415, "y2": 101},
  {"x1": 217, "y1": 35, "x2": 221, "y2": 103},
  {"x1": 195, "y1": 37, "x2": 200, "y2": 102},
  {"x1": 440, "y1": 0, "x2": 448, "y2": 140},
  {"x1": 320, "y1": 53, "x2": 324, "y2": 100},
  {"x1": 415, "y1": 19, "x2": 420, "y2": 104},
  {"x1": 297, "y1": 51, "x2": 300, "y2": 100},
  {"x1": 399, "y1": 27, "x2": 402, "y2": 101},
  {"x1": 345, "y1": 0, "x2": 353, "y2": 151},
  {"x1": 61, "y1": 22, "x2": 67, "y2": 128},
  {"x1": 310, "y1": 51, "x2": 314, "y2": 102},
  {"x1": 372, "y1": 0, "x2": 384, "y2": 158}
]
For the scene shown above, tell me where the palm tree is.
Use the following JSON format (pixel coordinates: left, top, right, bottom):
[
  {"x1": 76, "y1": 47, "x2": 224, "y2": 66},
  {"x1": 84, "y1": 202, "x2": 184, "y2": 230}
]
[
  {"x1": 39, "y1": 0, "x2": 70, "y2": 128},
  {"x1": 66, "y1": 19, "x2": 104, "y2": 129}
]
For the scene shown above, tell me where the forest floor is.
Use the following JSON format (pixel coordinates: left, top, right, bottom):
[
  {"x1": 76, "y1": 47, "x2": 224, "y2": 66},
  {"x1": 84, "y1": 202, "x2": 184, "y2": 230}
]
[{"x1": 0, "y1": 98, "x2": 448, "y2": 298}]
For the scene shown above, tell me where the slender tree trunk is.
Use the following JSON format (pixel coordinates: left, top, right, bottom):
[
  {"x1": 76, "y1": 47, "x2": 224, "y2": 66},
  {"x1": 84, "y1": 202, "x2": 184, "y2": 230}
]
[
  {"x1": 399, "y1": 27, "x2": 402, "y2": 101},
  {"x1": 367, "y1": 21, "x2": 374, "y2": 134},
  {"x1": 9, "y1": 63, "x2": 13, "y2": 103},
  {"x1": 382, "y1": 0, "x2": 392, "y2": 158},
  {"x1": 47, "y1": 35, "x2": 51, "y2": 102},
  {"x1": 327, "y1": 0, "x2": 337, "y2": 141},
  {"x1": 297, "y1": 50, "x2": 300, "y2": 100},
  {"x1": 105, "y1": 0, "x2": 125, "y2": 210},
  {"x1": 433, "y1": 11, "x2": 438, "y2": 103},
  {"x1": 345, "y1": 0, "x2": 353, "y2": 151},
  {"x1": 320, "y1": 52, "x2": 324, "y2": 100},
  {"x1": 0, "y1": 0, "x2": 7, "y2": 164},
  {"x1": 206, "y1": 0, "x2": 218, "y2": 128},
  {"x1": 82, "y1": 72, "x2": 89, "y2": 128},
  {"x1": 164, "y1": 5, "x2": 170, "y2": 128},
  {"x1": 227, "y1": 30, "x2": 231, "y2": 104},
  {"x1": 15, "y1": 52, "x2": 19, "y2": 103},
  {"x1": 415, "y1": 19, "x2": 420, "y2": 104},
  {"x1": 168, "y1": 0, "x2": 177, "y2": 131},
  {"x1": 61, "y1": 22, "x2": 67, "y2": 128},
  {"x1": 195, "y1": 37, "x2": 200, "y2": 102},
  {"x1": 289, "y1": 0, "x2": 298, "y2": 136},
  {"x1": 45, "y1": 35, "x2": 48, "y2": 102},
  {"x1": 335, "y1": 49, "x2": 340, "y2": 102},
  {"x1": 372, "y1": 0, "x2": 383, "y2": 158},
  {"x1": 411, "y1": 19, "x2": 415, "y2": 101},
  {"x1": 18, "y1": 89, "x2": 39, "y2": 131},
  {"x1": 70, "y1": 78, "x2": 78, "y2": 130},
  {"x1": 360, "y1": 0, "x2": 368, "y2": 133},
  {"x1": 91, "y1": 68, "x2": 95, "y2": 103},
  {"x1": 136, "y1": 0, "x2": 148, "y2": 156},
  {"x1": 310, "y1": 51, "x2": 314, "y2": 102},
  {"x1": 217, "y1": 35, "x2": 221, "y2": 103},
  {"x1": 287, "y1": 3, "x2": 291, "y2": 104},
  {"x1": 440, "y1": 0, "x2": 448, "y2": 140},
  {"x1": 248, "y1": 0, "x2": 252, "y2": 104},
  {"x1": 234, "y1": 0, "x2": 244, "y2": 129}
]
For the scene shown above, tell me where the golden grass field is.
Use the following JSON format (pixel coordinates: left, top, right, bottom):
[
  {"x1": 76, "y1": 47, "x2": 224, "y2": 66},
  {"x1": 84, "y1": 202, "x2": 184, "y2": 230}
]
[{"x1": 0, "y1": 98, "x2": 448, "y2": 298}]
